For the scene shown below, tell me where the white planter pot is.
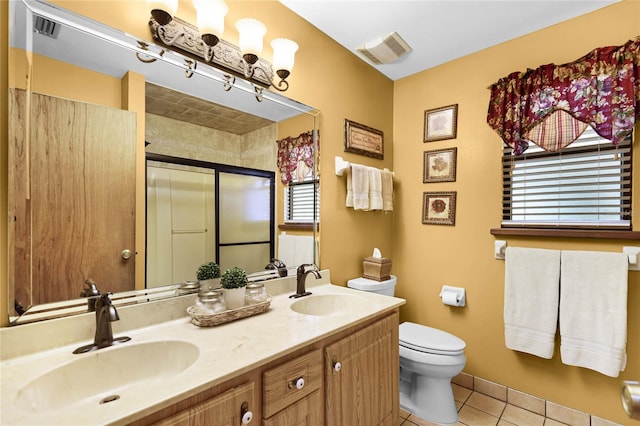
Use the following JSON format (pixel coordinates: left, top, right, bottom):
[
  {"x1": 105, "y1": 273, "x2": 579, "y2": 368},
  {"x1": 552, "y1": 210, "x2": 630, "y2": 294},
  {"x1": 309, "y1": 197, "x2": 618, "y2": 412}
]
[{"x1": 224, "y1": 287, "x2": 246, "y2": 310}]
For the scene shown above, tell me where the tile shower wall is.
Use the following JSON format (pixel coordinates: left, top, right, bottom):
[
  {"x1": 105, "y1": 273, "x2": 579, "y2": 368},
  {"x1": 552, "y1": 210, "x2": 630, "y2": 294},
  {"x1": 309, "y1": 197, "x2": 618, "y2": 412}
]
[{"x1": 451, "y1": 373, "x2": 621, "y2": 426}]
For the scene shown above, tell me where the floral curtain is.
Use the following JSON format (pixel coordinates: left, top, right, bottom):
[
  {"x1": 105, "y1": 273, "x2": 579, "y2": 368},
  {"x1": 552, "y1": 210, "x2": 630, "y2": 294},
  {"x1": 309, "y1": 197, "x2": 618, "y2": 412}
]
[
  {"x1": 276, "y1": 130, "x2": 320, "y2": 185},
  {"x1": 487, "y1": 37, "x2": 640, "y2": 155}
]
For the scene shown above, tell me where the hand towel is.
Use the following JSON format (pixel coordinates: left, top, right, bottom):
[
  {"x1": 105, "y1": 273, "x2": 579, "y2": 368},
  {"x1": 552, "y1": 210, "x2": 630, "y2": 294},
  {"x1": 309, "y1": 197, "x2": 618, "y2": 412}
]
[
  {"x1": 351, "y1": 164, "x2": 370, "y2": 210},
  {"x1": 369, "y1": 167, "x2": 383, "y2": 211},
  {"x1": 346, "y1": 169, "x2": 354, "y2": 207},
  {"x1": 504, "y1": 247, "x2": 561, "y2": 359},
  {"x1": 381, "y1": 170, "x2": 393, "y2": 212},
  {"x1": 560, "y1": 250, "x2": 628, "y2": 377}
]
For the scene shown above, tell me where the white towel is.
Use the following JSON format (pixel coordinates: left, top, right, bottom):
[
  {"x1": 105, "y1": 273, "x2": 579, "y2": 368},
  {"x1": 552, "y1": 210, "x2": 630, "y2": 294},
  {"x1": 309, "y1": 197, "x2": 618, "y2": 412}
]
[
  {"x1": 504, "y1": 247, "x2": 560, "y2": 359},
  {"x1": 381, "y1": 170, "x2": 393, "y2": 212},
  {"x1": 369, "y1": 167, "x2": 383, "y2": 211},
  {"x1": 560, "y1": 250, "x2": 628, "y2": 377},
  {"x1": 350, "y1": 164, "x2": 370, "y2": 210},
  {"x1": 346, "y1": 169, "x2": 354, "y2": 207}
]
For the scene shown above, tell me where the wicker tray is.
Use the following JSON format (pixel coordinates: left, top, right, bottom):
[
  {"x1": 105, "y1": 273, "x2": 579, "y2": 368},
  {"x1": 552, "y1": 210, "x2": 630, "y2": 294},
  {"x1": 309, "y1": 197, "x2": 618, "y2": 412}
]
[{"x1": 187, "y1": 296, "x2": 272, "y2": 327}]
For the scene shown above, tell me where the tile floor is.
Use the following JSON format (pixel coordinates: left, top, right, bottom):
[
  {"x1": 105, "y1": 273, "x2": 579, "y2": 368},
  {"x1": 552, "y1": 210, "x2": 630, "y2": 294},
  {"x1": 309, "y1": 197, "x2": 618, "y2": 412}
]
[{"x1": 397, "y1": 383, "x2": 619, "y2": 426}]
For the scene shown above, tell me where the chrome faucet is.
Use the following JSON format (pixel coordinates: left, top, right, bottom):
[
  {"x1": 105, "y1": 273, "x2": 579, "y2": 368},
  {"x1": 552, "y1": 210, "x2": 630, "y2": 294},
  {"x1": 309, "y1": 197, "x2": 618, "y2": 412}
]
[
  {"x1": 73, "y1": 293, "x2": 131, "y2": 354},
  {"x1": 290, "y1": 264, "x2": 321, "y2": 299}
]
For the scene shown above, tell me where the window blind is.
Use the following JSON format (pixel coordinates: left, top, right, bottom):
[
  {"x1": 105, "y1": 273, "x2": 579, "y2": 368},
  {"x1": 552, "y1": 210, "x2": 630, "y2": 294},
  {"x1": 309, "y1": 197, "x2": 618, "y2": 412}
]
[
  {"x1": 502, "y1": 127, "x2": 632, "y2": 229},
  {"x1": 285, "y1": 177, "x2": 319, "y2": 223}
]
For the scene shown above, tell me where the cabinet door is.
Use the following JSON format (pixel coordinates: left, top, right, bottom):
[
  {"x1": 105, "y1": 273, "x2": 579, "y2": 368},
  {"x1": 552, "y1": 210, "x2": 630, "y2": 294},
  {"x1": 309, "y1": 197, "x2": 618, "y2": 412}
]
[
  {"x1": 155, "y1": 382, "x2": 255, "y2": 426},
  {"x1": 325, "y1": 312, "x2": 399, "y2": 426},
  {"x1": 263, "y1": 389, "x2": 323, "y2": 426}
]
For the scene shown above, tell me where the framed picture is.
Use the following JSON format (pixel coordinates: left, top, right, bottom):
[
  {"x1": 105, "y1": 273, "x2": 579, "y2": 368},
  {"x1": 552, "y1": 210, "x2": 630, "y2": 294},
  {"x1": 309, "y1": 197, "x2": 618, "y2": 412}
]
[
  {"x1": 422, "y1": 191, "x2": 457, "y2": 225},
  {"x1": 423, "y1": 147, "x2": 457, "y2": 183},
  {"x1": 344, "y1": 119, "x2": 384, "y2": 159},
  {"x1": 424, "y1": 104, "x2": 458, "y2": 142}
]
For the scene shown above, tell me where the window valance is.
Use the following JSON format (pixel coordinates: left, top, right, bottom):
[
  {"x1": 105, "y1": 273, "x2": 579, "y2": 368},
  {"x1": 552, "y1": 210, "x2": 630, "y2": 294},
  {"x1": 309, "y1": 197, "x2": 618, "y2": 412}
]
[
  {"x1": 276, "y1": 130, "x2": 320, "y2": 185},
  {"x1": 487, "y1": 37, "x2": 640, "y2": 155}
]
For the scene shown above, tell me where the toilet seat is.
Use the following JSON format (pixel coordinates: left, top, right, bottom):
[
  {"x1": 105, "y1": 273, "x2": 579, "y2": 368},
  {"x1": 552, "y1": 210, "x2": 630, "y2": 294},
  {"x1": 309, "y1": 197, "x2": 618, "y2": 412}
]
[{"x1": 399, "y1": 322, "x2": 466, "y2": 356}]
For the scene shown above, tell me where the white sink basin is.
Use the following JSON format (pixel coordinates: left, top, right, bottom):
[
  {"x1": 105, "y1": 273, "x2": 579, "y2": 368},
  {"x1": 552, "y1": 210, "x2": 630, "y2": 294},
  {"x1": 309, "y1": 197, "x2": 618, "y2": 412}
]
[
  {"x1": 15, "y1": 340, "x2": 199, "y2": 414},
  {"x1": 290, "y1": 293, "x2": 364, "y2": 316}
]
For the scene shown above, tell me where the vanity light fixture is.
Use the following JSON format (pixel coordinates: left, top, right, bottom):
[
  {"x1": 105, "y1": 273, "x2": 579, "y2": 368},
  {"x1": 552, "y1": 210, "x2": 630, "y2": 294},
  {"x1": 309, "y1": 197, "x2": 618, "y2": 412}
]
[{"x1": 139, "y1": 0, "x2": 298, "y2": 100}]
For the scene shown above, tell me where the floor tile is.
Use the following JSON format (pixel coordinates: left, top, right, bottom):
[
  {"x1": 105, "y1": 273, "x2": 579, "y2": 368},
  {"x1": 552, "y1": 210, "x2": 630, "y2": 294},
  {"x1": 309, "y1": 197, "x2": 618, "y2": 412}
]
[
  {"x1": 466, "y1": 392, "x2": 507, "y2": 418},
  {"x1": 543, "y1": 419, "x2": 567, "y2": 426},
  {"x1": 458, "y1": 405, "x2": 499, "y2": 426},
  {"x1": 507, "y1": 388, "x2": 545, "y2": 416},
  {"x1": 474, "y1": 377, "x2": 507, "y2": 402},
  {"x1": 453, "y1": 383, "x2": 473, "y2": 403},
  {"x1": 501, "y1": 404, "x2": 545, "y2": 426},
  {"x1": 546, "y1": 402, "x2": 589, "y2": 426}
]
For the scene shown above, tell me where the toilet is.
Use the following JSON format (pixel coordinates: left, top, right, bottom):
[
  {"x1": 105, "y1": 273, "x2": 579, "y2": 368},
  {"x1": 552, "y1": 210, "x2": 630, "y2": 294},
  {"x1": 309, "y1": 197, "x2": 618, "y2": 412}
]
[{"x1": 347, "y1": 276, "x2": 467, "y2": 425}]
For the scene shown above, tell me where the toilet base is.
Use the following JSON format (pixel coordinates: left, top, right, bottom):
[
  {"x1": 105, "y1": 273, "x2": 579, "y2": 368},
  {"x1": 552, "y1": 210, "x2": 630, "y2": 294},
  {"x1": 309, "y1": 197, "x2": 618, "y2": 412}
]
[{"x1": 400, "y1": 375, "x2": 459, "y2": 425}]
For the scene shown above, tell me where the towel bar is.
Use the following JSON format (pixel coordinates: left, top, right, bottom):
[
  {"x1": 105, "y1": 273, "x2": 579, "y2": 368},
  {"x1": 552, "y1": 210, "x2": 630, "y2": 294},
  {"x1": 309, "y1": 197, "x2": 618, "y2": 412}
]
[
  {"x1": 334, "y1": 156, "x2": 394, "y2": 177},
  {"x1": 494, "y1": 241, "x2": 640, "y2": 271}
]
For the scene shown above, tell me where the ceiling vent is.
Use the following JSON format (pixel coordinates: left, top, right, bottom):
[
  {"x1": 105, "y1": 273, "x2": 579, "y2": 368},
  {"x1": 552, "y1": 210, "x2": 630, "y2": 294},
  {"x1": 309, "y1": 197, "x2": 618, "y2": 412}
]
[
  {"x1": 356, "y1": 32, "x2": 412, "y2": 65},
  {"x1": 34, "y1": 15, "x2": 61, "y2": 39}
]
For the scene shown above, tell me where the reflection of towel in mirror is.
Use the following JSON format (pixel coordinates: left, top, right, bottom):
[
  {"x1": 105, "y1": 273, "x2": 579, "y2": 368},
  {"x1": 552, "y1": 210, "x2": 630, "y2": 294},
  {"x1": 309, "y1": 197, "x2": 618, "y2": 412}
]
[
  {"x1": 560, "y1": 250, "x2": 628, "y2": 377},
  {"x1": 350, "y1": 164, "x2": 370, "y2": 210},
  {"x1": 369, "y1": 167, "x2": 383, "y2": 210},
  {"x1": 381, "y1": 170, "x2": 393, "y2": 211}
]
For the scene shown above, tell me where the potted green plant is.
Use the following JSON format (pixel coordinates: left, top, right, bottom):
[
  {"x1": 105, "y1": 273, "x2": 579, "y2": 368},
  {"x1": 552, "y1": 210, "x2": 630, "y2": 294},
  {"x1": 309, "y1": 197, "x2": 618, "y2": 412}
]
[
  {"x1": 196, "y1": 261, "x2": 221, "y2": 288},
  {"x1": 221, "y1": 267, "x2": 248, "y2": 309}
]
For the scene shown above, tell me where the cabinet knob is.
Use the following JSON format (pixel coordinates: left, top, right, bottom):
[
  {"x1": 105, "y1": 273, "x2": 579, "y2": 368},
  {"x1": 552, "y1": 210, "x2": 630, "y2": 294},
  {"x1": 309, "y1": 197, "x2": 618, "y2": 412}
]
[
  {"x1": 295, "y1": 377, "x2": 305, "y2": 390},
  {"x1": 333, "y1": 361, "x2": 342, "y2": 372},
  {"x1": 240, "y1": 401, "x2": 253, "y2": 424}
]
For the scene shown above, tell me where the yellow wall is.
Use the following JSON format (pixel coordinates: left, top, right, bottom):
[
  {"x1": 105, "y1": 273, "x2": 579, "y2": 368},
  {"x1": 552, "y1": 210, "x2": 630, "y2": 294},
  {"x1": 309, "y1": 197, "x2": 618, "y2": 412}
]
[{"x1": 393, "y1": 2, "x2": 639, "y2": 423}]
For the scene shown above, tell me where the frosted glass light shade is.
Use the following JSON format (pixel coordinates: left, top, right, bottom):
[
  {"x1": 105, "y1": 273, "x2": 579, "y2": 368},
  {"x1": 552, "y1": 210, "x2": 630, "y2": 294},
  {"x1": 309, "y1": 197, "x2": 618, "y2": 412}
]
[
  {"x1": 236, "y1": 18, "x2": 266, "y2": 61},
  {"x1": 194, "y1": 0, "x2": 228, "y2": 45},
  {"x1": 147, "y1": 0, "x2": 178, "y2": 25},
  {"x1": 271, "y1": 38, "x2": 298, "y2": 73}
]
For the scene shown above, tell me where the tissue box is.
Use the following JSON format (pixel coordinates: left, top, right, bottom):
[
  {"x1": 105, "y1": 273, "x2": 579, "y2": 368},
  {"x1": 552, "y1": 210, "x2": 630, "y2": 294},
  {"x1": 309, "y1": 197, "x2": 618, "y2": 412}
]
[{"x1": 363, "y1": 257, "x2": 392, "y2": 281}]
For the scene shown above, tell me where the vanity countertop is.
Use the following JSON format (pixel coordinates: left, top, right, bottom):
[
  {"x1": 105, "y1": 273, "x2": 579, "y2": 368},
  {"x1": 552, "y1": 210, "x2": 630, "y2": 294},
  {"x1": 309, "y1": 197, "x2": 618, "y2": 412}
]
[{"x1": 0, "y1": 282, "x2": 405, "y2": 425}]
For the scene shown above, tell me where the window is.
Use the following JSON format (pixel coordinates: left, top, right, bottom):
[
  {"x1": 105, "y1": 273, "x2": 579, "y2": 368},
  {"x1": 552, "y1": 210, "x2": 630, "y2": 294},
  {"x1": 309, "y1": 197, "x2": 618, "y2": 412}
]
[
  {"x1": 284, "y1": 173, "x2": 319, "y2": 224},
  {"x1": 502, "y1": 127, "x2": 632, "y2": 230}
]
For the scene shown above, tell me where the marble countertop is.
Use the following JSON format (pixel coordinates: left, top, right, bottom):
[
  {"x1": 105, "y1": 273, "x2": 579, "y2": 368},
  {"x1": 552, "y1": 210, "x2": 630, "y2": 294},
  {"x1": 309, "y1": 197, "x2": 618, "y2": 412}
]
[{"x1": 1, "y1": 280, "x2": 404, "y2": 425}]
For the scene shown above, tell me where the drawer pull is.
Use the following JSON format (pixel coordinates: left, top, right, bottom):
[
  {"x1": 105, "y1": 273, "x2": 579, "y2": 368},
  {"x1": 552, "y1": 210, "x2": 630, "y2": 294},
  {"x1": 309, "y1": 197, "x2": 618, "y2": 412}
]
[
  {"x1": 289, "y1": 377, "x2": 305, "y2": 390},
  {"x1": 333, "y1": 361, "x2": 342, "y2": 373},
  {"x1": 240, "y1": 401, "x2": 253, "y2": 424}
]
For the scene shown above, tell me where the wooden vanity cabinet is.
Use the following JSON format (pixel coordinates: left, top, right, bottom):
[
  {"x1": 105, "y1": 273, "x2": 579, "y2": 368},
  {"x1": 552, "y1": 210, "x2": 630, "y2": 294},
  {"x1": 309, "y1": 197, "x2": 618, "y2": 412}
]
[
  {"x1": 262, "y1": 349, "x2": 324, "y2": 425},
  {"x1": 129, "y1": 310, "x2": 398, "y2": 426},
  {"x1": 153, "y1": 382, "x2": 255, "y2": 426},
  {"x1": 325, "y1": 311, "x2": 399, "y2": 426}
]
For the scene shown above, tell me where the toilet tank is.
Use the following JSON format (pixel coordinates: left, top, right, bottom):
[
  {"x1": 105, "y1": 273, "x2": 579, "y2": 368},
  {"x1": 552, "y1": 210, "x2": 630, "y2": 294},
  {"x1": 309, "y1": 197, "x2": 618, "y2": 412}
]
[{"x1": 347, "y1": 275, "x2": 397, "y2": 297}]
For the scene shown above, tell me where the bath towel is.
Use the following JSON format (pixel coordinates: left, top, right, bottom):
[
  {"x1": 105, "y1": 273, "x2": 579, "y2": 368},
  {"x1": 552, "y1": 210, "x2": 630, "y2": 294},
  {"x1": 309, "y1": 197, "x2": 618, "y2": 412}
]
[
  {"x1": 504, "y1": 247, "x2": 560, "y2": 359},
  {"x1": 381, "y1": 170, "x2": 393, "y2": 212},
  {"x1": 350, "y1": 164, "x2": 370, "y2": 210},
  {"x1": 369, "y1": 167, "x2": 383, "y2": 211},
  {"x1": 560, "y1": 250, "x2": 628, "y2": 377}
]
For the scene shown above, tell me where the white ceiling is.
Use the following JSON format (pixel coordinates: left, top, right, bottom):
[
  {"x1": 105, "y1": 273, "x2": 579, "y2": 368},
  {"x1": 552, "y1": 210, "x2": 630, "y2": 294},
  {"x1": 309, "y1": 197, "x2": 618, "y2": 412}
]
[{"x1": 279, "y1": 0, "x2": 619, "y2": 81}]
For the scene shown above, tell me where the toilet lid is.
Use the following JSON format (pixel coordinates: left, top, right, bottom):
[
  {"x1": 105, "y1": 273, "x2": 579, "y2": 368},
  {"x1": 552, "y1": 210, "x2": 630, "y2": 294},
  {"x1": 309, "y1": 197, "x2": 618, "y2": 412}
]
[{"x1": 399, "y1": 322, "x2": 466, "y2": 356}]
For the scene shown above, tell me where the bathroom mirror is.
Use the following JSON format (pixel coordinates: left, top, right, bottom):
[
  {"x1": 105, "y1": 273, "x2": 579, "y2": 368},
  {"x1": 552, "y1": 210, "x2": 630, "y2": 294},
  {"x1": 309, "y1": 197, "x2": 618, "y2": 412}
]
[{"x1": 7, "y1": 0, "x2": 319, "y2": 324}]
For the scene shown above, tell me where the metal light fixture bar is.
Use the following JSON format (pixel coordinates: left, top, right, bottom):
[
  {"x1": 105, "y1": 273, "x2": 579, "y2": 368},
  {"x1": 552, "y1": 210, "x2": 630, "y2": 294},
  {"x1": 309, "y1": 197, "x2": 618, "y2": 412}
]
[{"x1": 148, "y1": 15, "x2": 275, "y2": 89}]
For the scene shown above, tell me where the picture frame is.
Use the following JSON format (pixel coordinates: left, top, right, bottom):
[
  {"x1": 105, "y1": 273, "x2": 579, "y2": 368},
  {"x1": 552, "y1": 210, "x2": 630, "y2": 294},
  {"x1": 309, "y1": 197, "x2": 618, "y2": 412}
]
[
  {"x1": 424, "y1": 104, "x2": 458, "y2": 142},
  {"x1": 423, "y1": 147, "x2": 457, "y2": 183},
  {"x1": 422, "y1": 191, "x2": 457, "y2": 226},
  {"x1": 344, "y1": 119, "x2": 384, "y2": 159}
]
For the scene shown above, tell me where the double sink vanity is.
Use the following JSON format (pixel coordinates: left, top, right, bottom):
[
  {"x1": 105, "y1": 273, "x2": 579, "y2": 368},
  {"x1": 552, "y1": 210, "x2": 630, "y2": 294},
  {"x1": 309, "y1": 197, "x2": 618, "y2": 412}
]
[{"x1": 1, "y1": 271, "x2": 405, "y2": 425}]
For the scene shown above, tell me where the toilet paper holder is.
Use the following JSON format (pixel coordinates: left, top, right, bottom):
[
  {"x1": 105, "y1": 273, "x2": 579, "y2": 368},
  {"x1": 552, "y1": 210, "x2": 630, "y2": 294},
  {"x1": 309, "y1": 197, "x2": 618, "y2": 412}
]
[{"x1": 440, "y1": 286, "x2": 466, "y2": 307}]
